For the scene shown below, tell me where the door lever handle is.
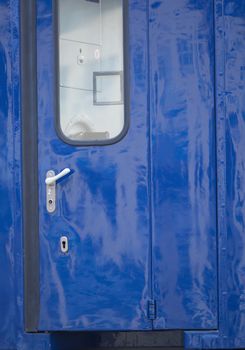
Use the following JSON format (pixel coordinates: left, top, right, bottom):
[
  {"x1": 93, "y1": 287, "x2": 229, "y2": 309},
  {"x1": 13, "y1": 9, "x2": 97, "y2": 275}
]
[
  {"x1": 45, "y1": 168, "x2": 71, "y2": 213},
  {"x1": 45, "y1": 168, "x2": 71, "y2": 185}
]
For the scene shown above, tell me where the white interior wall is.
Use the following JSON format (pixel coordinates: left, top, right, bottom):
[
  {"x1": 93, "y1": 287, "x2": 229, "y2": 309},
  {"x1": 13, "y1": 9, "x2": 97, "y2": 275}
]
[{"x1": 59, "y1": 0, "x2": 124, "y2": 140}]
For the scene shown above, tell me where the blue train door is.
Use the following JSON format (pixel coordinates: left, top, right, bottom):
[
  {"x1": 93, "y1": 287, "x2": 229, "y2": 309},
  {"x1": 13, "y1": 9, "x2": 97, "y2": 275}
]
[
  {"x1": 36, "y1": 0, "x2": 152, "y2": 331},
  {"x1": 34, "y1": 0, "x2": 217, "y2": 331}
]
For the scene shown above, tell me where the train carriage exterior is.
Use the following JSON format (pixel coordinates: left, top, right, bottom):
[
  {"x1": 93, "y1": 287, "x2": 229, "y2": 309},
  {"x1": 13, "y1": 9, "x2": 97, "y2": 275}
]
[{"x1": 0, "y1": 0, "x2": 245, "y2": 349}]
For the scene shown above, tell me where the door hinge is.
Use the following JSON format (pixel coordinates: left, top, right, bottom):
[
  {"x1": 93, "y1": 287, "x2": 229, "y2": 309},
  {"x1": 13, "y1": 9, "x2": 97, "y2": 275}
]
[{"x1": 147, "y1": 299, "x2": 156, "y2": 320}]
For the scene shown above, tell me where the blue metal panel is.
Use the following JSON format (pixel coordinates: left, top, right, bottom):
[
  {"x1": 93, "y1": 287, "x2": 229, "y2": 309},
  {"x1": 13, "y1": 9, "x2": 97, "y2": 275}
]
[
  {"x1": 37, "y1": 0, "x2": 219, "y2": 332},
  {"x1": 149, "y1": 0, "x2": 218, "y2": 329},
  {"x1": 0, "y1": 1, "x2": 17, "y2": 348},
  {"x1": 37, "y1": 0, "x2": 152, "y2": 331},
  {"x1": 1, "y1": 0, "x2": 245, "y2": 347},
  {"x1": 0, "y1": 0, "x2": 51, "y2": 349},
  {"x1": 186, "y1": 0, "x2": 245, "y2": 347}
]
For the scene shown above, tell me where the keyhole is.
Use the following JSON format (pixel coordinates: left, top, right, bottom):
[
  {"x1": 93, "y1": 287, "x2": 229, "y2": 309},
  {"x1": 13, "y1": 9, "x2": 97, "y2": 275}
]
[{"x1": 60, "y1": 236, "x2": 68, "y2": 253}]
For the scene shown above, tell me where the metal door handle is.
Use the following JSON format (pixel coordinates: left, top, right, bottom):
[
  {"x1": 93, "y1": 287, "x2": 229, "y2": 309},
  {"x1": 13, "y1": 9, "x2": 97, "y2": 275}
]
[
  {"x1": 45, "y1": 168, "x2": 71, "y2": 213},
  {"x1": 45, "y1": 168, "x2": 71, "y2": 185}
]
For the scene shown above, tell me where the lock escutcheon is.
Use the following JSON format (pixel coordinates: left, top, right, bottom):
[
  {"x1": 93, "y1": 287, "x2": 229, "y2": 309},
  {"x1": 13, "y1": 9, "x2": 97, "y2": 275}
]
[{"x1": 60, "y1": 236, "x2": 68, "y2": 253}]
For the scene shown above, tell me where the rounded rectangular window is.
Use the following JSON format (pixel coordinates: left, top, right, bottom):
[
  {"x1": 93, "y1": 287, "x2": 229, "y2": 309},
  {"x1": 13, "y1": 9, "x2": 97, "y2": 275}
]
[{"x1": 57, "y1": 0, "x2": 127, "y2": 145}]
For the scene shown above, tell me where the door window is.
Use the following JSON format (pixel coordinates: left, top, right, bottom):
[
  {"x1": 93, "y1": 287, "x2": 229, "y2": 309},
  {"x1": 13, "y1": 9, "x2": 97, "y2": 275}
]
[{"x1": 57, "y1": 0, "x2": 126, "y2": 144}]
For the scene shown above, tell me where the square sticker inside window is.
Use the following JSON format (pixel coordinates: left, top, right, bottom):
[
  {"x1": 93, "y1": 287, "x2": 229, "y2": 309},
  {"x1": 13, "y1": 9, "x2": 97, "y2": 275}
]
[{"x1": 93, "y1": 71, "x2": 124, "y2": 105}]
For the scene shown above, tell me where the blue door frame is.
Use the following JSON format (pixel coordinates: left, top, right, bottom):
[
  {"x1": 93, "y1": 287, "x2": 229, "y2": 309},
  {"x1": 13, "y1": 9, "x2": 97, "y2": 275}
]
[{"x1": 0, "y1": 0, "x2": 245, "y2": 349}]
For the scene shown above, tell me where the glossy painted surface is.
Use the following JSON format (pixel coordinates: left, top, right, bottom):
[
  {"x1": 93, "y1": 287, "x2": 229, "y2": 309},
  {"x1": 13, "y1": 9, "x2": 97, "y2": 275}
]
[
  {"x1": 149, "y1": 0, "x2": 218, "y2": 329},
  {"x1": 36, "y1": 0, "x2": 218, "y2": 331},
  {"x1": 0, "y1": 1, "x2": 16, "y2": 348},
  {"x1": 186, "y1": 0, "x2": 245, "y2": 348},
  {"x1": 37, "y1": 0, "x2": 152, "y2": 331},
  {"x1": 0, "y1": 0, "x2": 50, "y2": 349},
  {"x1": 1, "y1": 0, "x2": 245, "y2": 348}
]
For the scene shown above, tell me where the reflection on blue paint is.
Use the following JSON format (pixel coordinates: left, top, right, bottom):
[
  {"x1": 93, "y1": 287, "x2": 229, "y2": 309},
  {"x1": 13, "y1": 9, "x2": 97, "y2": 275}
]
[
  {"x1": 0, "y1": 0, "x2": 245, "y2": 348},
  {"x1": 186, "y1": 0, "x2": 245, "y2": 348},
  {"x1": 37, "y1": 0, "x2": 152, "y2": 331}
]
